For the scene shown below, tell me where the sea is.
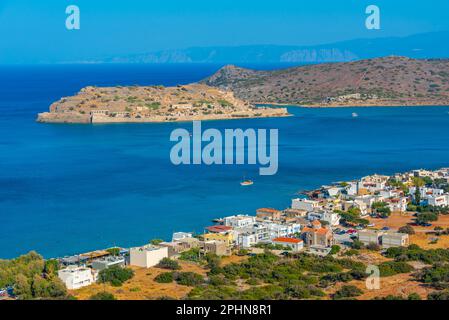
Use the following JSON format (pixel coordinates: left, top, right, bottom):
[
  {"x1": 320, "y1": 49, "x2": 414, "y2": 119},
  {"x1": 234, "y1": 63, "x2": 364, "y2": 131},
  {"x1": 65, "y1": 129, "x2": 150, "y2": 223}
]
[{"x1": 1, "y1": 64, "x2": 449, "y2": 259}]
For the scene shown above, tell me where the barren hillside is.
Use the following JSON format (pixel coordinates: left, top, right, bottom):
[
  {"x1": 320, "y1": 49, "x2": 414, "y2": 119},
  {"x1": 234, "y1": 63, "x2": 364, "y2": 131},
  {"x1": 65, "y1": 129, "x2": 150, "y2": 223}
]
[{"x1": 201, "y1": 56, "x2": 449, "y2": 106}]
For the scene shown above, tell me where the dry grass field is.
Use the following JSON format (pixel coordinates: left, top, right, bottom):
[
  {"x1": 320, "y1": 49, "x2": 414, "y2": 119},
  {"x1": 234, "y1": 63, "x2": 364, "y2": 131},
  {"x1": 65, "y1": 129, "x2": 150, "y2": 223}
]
[{"x1": 70, "y1": 261, "x2": 207, "y2": 300}]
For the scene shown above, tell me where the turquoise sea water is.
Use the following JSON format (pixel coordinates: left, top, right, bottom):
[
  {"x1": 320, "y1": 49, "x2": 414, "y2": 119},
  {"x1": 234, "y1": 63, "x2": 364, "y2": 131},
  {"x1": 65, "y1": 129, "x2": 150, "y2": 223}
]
[{"x1": 1, "y1": 65, "x2": 449, "y2": 259}]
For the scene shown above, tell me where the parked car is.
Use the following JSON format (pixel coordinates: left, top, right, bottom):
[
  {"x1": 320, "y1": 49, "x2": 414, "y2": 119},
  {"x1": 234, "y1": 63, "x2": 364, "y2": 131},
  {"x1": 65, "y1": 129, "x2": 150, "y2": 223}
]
[
  {"x1": 382, "y1": 227, "x2": 390, "y2": 231},
  {"x1": 367, "y1": 223, "x2": 375, "y2": 227}
]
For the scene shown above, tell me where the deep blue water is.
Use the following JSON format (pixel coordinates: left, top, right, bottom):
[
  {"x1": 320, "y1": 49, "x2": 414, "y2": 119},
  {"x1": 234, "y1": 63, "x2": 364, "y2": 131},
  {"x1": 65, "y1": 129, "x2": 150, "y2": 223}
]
[{"x1": 1, "y1": 64, "x2": 449, "y2": 259}]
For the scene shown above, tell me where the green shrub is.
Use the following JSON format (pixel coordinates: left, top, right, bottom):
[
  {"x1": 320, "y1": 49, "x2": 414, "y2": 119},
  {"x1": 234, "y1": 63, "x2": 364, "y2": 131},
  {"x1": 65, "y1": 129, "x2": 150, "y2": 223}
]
[
  {"x1": 408, "y1": 293, "x2": 421, "y2": 300},
  {"x1": 378, "y1": 261, "x2": 413, "y2": 277},
  {"x1": 98, "y1": 266, "x2": 134, "y2": 287},
  {"x1": 428, "y1": 290, "x2": 449, "y2": 300},
  {"x1": 333, "y1": 285, "x2": 363, "y2": 300},
  {"x1": 89, "y1": 292, "x2": 116, "y2": 300},
  {"x1": 366, "y1": 243, "x2": 381, "y2": 251},
  {"x1": 175, "y1": 272, "x2": 204, "y2": 286},
  {"x1": 398, "y1": 225, "x2": 415, "y2": 235},
  {"x1": 330, "y1": 245, "x2": 341, "y2": 255},
  {"x1": 179, "y1": 248, "x2": 201, "y2": 262},
  {"x1": 154, "y1": 272, "x2": 174, "y2": 283},
  {"x1": 157, "y1": 258, "x2": 181, "y2": 270}
]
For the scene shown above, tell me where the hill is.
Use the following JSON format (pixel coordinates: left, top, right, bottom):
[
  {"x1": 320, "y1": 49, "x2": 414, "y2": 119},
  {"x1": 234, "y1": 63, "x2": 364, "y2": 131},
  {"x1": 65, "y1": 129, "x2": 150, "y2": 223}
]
[
  {"x1": 37, "y1": 84, "x2": 289, "y2": 123},
  {"x1": 200, "y1": 56, "x2": 449, "y2": 106}
]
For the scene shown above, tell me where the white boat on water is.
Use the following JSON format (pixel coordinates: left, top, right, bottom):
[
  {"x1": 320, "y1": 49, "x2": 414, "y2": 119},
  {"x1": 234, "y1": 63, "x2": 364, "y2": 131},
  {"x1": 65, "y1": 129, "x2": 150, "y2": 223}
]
[
  {"x1": 240, "y1": 179, "x2": 254, "y2": 186},
  {"x1": 352, "y1": 112, "x2": 359, "y2": 118}
]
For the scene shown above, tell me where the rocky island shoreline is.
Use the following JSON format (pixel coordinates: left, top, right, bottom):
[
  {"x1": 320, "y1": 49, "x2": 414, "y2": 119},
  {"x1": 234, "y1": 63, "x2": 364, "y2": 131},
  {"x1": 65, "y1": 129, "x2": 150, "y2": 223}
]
[{"x1": 37, "y1": 84, "x2": 290, "y2": 124}]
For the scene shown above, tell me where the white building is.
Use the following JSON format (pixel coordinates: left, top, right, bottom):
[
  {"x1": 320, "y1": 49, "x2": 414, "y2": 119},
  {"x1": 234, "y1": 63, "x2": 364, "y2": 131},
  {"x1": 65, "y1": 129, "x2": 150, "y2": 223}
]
[
  {"x1": 129, "y1": 245, "x2": 168, "y2": 268},
  {"x1": 307, "y1": 211, "x2": 340, "y2": 226},
  {"x1": 358, "y1": 174, "x2": 389, "y2": 192},
  {"x1": 326, "y1": 187, "x2": 342, "y2": 198},
  {"x1": 292, "y1": 198, "x2": 320, "y2": 212},
  {"x1": 427, "y1": 195, "x2": 448, "y2": 207},
  {"x1": 386, "y1": 197, "x2": 408, "y2": 212},
  {"x1": 345, "y1": 181, "x2": 358, "y2": 196},
  {"x1": 263, "y1": 222, "x2": 301, "y2": 239},
  {"x1": 272, "y1": 237, "x2": 304, "y2": 252},
  {"x1": 353, "y1": 200, "x2": 369, "y2": 216},
  {"x1": 58, "y1": 266, "x2": 95, "y2": 290},
  {"x1": 381, "y1": 232, "x2": 409, "y2": 249},
  {"x1": 380, "y1": 189, "x2": 401, "y2": 199},
  {"x1": 224, "y1": 215, "x2": 256, "y2": 228}
]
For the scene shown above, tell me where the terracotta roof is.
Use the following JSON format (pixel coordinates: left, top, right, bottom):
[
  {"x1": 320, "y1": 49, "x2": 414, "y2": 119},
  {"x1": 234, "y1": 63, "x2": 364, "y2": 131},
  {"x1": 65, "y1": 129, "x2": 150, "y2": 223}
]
[
  {"x1": 206, "y1": 225, "x2": 233, "y2": 233},
  {"x1": 311, "y1": 220, "x2": 321, "y2": 226},
  {"x1": 272, "y1": 237, "x2": 303, "y2": 244},
  {"x1": 257, "y1": 208, "x2": 280, "y2": 213},
  {"x1": 302, "y1": 227, "x2": 330, "y2": 235}
]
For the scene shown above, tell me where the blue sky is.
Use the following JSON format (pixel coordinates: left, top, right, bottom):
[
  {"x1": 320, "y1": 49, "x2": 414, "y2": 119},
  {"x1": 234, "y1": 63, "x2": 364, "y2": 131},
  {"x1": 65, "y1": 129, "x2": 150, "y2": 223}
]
[{"x1": 1, "y1": 0, "x2": 449, "y2": 63}]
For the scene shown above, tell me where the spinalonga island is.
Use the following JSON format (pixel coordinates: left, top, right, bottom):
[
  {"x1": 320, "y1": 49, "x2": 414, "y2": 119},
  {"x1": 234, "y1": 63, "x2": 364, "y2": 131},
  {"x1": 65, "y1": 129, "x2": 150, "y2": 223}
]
[{"x1": 37, "y1": 83, "x2": 290, "y2": 124}]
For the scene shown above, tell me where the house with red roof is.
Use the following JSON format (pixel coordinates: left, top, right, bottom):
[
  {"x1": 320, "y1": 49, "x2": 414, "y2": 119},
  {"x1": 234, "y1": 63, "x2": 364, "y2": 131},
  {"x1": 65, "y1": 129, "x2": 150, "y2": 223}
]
[{"x1": 272, "y1": 237, "x2": 304, "y2": 252}]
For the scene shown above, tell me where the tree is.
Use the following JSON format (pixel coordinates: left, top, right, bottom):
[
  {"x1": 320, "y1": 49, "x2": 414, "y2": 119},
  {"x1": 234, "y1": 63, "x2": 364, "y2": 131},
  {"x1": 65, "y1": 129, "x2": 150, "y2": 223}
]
[
  {"x1": 352, "y1": 239, "x2": 364, "y2": 250},
  {"x1": 408, "y1": 293, "x2": 421, "y2": 300},
  {"x1": 106, "y1": 247, "x2": 120, "y2": 256},
  {"x1": 366, "y1": 243, "x2": 381, "y2": 251},
  {"x1": 416, "y1": 212, "x2": 438, "y2": 225},
  {"x1": 175, "y1": 272, "x2": 204, "y2": 286},
  {"x1": 398, "y1": 225, "x2": 415, "y2": 235},
  {"x1": 428, "y1": 290, "x2": 449, "y2": 300},
  {"x1": 154, "y1": 272, "x2": 174, "y2": 283},
  {"x1": 150, "y1": 239, "x2": 164, "y2": 245},
  {"x1": 333, "y1": 285, "x2": 363, "y2": 300},
  {"x1": 14, "y1": 274, "x2": 32, "y2": 300},
  {"x1": 89, "y1": 292, "x2": 116, "y2": 300},
  {"x1": 98, "y1": 266, "x2": 134, "y2": 287},
  {"x1": 44, "y1": 259, "x2": 59, "y2": 278},
  {"x1": 330, "y1": 245, "x2": 341, "y2": 255},
  {"x1": 413, "y1": 177, "x2": 425, "y2": 205},
  {"x1": 414, "y1": 188, "x2": 421, "y2": 205},
  {"x1": 157, "y1": 258, "x2": 181, "y2": 270},
  {"x1": 372, "y1": 202, "x2": 391, "y2": 218}
]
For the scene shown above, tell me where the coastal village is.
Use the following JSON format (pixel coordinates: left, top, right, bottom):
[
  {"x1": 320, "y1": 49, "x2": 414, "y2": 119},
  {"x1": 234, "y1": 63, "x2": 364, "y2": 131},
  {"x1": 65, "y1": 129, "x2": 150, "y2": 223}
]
[{"x1": 2, "y1": 167, "x2": 449, "y2": 300}]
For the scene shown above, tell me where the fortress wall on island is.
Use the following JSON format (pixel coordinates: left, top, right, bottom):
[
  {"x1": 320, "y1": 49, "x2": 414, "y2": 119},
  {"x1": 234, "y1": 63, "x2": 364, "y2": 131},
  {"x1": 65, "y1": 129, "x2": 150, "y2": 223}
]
[
  {"x1": 37, "y1": 112, "x2": 91, "y2": 124},
  {"x1": 37, "y1": 107, "x2": 290, "y2": 124}
]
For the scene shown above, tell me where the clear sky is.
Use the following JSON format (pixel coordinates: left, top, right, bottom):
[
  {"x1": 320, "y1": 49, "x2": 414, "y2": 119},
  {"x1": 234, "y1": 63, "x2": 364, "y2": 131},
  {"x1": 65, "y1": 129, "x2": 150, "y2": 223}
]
[{"x1": 1, "y1": 0, "x2": 449, "y2": 63}]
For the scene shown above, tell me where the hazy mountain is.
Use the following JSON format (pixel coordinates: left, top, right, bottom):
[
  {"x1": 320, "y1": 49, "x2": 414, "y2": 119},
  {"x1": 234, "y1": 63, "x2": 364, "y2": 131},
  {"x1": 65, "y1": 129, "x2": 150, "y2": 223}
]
[{"x1": 85, "y1": 31, "x2": 449, "y2": 64}]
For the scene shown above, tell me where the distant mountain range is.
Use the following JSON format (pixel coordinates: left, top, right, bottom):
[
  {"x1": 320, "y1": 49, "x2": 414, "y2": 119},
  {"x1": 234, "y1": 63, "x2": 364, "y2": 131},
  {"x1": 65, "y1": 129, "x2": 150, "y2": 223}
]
[{"x1": 82, "y1": 31, "x2": 449, "y2": 64}]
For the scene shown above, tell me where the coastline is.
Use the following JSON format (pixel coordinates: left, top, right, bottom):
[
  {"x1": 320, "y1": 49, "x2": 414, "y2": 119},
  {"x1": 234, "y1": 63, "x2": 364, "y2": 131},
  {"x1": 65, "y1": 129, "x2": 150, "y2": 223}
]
[
  {"x1": 36, "y1": 109, "x2": 292, "y2": 124},
  {"x1": 10, "y1": 164, "x2": 449, "y2": 260},
  {"x1": 255, "y1": 101, "x2": 449, "y2": 108}
]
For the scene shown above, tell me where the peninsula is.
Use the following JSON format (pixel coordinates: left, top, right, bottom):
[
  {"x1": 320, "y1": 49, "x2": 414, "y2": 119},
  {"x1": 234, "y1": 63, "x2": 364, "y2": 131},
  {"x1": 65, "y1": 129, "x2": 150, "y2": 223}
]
[
  {"x1": 37, "y1": 84, "x2": 289, "y2": 124},
  {"x1": 201, "y1": 56, "x2": 449, "y2": 107}
]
